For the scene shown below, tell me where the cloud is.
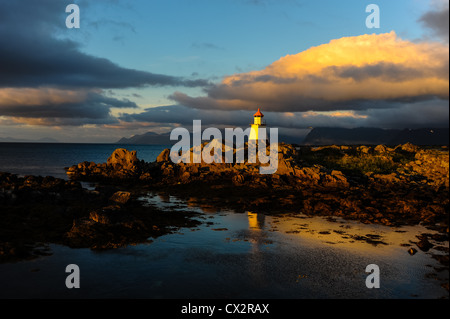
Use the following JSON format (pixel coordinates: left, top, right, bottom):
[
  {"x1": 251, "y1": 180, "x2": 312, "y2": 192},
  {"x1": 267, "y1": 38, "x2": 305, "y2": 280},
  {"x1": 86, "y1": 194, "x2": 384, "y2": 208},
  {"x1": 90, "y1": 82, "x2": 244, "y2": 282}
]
[
  {"x1": 0, "y1": 0, "x2": 209, "y2": 90},
  {"x1": 419, "y1": 0, "x2": 449, "y2": 41},
  {"x1": 119, "y1": 98, "x2": 449, "y2": 133},
  {"x1": 0, "y1": 88, "x2": 137, "y2": 126},
  {"x1": 362, "y1": 98, "x2": 449, "y2": 129},
  {"x1": 120, "y1": 104, "x2": 248, "y2": 127},
  {"x1": 0, "y1": 0, "x2": 209, "y2": 127},
  {"x1": 170, "y1": 32, "x2": 448, "y2": 113},
  {"x1": 0, "y1": 33, "x2": 209, "y2": 89}
]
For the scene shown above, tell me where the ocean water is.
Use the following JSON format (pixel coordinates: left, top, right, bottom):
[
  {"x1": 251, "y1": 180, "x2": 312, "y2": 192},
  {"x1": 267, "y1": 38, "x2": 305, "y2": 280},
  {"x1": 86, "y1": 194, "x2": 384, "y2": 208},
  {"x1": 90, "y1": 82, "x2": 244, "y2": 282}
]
[{"x1": 0, "y1": 143, "x2": 170, "y2": 179}]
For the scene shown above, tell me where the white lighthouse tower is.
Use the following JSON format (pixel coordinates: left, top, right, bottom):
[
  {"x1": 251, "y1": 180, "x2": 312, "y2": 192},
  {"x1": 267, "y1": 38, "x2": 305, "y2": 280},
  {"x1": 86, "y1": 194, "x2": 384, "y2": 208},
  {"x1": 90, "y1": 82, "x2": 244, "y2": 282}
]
[{"x1": 249, "y1": 108, "x2": 266, "y2": 141}]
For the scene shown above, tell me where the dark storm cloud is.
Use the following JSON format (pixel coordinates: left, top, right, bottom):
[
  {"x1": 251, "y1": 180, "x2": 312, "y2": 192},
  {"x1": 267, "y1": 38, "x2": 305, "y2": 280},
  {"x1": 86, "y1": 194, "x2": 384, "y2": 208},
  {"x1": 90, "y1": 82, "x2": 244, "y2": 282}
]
[
  {"x1": 0, "y1": 0, "x2": 209, "y2": 126},
  {"x1": 329, "y1": 62, "x2": 449, "y2": 83},
  {"x1": 0, "y1": 91, "x2": 136, "y2": 120},
  {"x1": 120, "y1": 99, "x2": 449, "y2": 132},
  {"x1": 0, "y1": 35, "x2": 206, "y2": 88},
  {"x1": 0, "y1": 36, "x2": 209, "y2": 89},
  {"x1": 0, "y1": 0, "x2": 209, "y2": 89},
  {"x1": 419, "y1": 4, "x2": 449, "y2": 41},
  {"x1": 363, "y1": 98, "x2": 450, "y2": 129},
  {"x1": 119, "y1": 104, "x2": 251, "y2": 127}
]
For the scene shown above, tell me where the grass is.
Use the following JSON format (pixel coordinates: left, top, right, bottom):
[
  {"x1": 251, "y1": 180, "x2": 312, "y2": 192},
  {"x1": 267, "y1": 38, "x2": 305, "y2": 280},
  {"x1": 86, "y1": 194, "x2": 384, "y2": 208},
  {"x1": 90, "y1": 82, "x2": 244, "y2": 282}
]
[{"x1": 299, "y1": 146, "x2": 417, "y2": 175}]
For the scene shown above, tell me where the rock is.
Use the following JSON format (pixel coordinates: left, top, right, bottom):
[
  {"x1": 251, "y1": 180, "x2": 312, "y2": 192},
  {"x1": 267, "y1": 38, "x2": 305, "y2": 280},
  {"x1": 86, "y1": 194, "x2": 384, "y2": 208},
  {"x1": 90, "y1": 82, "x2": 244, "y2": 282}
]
[
  {"x1": 374, "y1": 145, "x2": 387, "y2": 154},
  {"x1": 373, "y1": 172, "x2": 400, "y2": 184},
  {"x1": 89, "y1": 205, "x2": 122, "y2": 224},
  {"x1": 400, "y1": 143, "x2": 420, "y2": 153},
  {"x1": 179, "y1": 171, "x2": 191, "y2": 183},
  {"x1": 157, "y1": 149, "x2": 171, "y2": 163},
  {"x1": 295, "y1": 167, "x2": 321, "y2": 182},
  {"x1": 162, "y1": 164, "x2": 174, "y2": 176},
  {"x1": 408, "y1": 247, "x2": 418, "y2": 255},
  {"x1": 109, "y1": 191, "x2": 131, "y2": 204},
  {"x1": 432, "y1": 254, "x2": 449, "y2": 267},
  {"x1": 331, "y1": 170, "x2": 346, "y2": 180},
  {"x1": 326, "y1": 170, "x2": 349, "y2": 187},
  {"x1": 416, "y1": 236, "x2": 433, "y2": 252},
  {"x1": 232, "y1": 174, "x2": 245, "y2": 185},
  {"x1": 107, "y1": 149, "x2": 139, "y2": 170},
  {"x1": 276, "y1": 159, "x2": 295, "y2": 176},
  {"x1": 139, "y1": 172, "x2": 152, "y2": 181},
  {"x1": 357, "y1": 145, "x2": 372, "y2": 154}
]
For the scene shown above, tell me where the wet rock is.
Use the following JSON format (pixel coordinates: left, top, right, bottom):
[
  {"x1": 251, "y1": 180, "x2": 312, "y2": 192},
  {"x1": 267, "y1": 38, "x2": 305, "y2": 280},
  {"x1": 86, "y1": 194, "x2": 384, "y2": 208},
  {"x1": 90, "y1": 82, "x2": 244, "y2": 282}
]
[
  {"x1": 432, "y1": 254, "x2": 449, "y2": 267},
  {"x1": 416, "y1": 235, "x2": 434, "y2": 252},
  {"x1": 109, "y1": 191, "x2": 131, "y2": 204},
  {"x1": 89, "y1": 205, "x2": 126, "y2": 225}
]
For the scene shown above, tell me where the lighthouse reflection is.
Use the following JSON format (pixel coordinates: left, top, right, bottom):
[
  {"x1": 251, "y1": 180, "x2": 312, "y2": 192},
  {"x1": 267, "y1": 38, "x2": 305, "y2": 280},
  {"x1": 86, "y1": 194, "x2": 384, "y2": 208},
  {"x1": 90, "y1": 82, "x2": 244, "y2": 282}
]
[
  {"x1": 246, "y1": 211, "x2": 268, "y2": 286},
  {"x1": 247, "y1": 212, "x2": 266, "y2": 230}
]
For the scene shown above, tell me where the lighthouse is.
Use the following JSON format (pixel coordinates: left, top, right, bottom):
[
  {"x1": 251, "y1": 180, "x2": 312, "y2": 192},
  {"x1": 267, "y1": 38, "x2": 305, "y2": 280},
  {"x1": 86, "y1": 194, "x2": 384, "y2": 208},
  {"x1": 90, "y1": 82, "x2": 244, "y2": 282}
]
[{"x1": 249, "y1": 108, "x2": 266, "y2": 141}]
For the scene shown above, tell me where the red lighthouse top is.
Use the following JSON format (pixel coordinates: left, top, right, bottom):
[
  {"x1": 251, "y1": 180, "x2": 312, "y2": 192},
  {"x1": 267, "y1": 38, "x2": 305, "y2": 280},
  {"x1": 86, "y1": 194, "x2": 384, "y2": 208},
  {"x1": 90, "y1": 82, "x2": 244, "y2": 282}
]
[{"x1": 254, "y1": 108, "x2": 264, "y2": 117}]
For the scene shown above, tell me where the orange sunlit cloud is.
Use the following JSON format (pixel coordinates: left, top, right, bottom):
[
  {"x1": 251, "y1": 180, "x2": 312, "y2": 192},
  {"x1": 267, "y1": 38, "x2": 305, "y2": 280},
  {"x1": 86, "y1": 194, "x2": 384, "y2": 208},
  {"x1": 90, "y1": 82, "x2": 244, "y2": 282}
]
[{"x1": 172, "y1": 31, "x2": 449, "y2": 112}]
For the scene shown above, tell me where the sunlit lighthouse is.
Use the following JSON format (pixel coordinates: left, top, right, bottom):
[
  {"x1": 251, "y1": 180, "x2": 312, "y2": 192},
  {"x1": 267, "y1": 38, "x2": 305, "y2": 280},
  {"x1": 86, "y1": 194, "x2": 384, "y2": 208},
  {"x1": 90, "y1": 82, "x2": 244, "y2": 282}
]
[{"x1": 249, "y1": 108, "x2": 266, "y2": 141}]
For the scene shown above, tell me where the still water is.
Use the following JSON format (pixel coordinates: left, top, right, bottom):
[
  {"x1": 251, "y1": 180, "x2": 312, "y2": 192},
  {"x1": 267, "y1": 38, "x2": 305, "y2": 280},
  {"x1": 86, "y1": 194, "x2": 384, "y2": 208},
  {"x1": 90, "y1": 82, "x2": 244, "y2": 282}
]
[{"x1": 0, "y1": 192, "x2": 448, "y2": 299}]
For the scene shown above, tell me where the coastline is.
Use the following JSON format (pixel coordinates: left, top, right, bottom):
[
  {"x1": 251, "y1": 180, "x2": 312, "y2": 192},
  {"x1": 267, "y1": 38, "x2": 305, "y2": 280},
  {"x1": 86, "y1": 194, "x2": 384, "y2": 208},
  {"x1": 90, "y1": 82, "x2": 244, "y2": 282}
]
[{"x1": 0, "y1": 142, "x2": 448, "y2": 294}]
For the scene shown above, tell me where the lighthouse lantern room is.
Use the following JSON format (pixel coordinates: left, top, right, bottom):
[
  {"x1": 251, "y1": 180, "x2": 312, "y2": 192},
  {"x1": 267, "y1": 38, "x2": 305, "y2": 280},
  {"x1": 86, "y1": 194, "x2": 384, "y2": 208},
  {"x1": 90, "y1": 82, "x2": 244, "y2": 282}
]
[{"x1": 249, "y1": 108, "x2": 266, "y2": 141}]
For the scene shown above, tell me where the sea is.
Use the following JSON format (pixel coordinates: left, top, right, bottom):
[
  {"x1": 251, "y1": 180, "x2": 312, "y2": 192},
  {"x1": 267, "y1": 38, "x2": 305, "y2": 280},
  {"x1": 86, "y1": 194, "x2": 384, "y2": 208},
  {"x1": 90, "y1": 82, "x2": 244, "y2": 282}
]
[
  {"x1": 0, "y1": 143, "x2": 448, "y2": 301},
  {"x1": 0, "y1": 143, "x2": 169, "y2": 180}
]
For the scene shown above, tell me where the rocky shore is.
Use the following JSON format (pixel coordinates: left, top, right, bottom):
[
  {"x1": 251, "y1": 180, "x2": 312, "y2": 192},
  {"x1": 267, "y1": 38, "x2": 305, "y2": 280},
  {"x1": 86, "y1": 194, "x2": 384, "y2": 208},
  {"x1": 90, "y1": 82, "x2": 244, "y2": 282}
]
[
  {"x1": 0, "y1": 171, "x2": 200, "y2": 262},
  {"x1": 66, "y1": 142, "x2": 449, "y2": 228},
  {"x1": 1, "y1": 142, "x2": 448, "y2": 267}
]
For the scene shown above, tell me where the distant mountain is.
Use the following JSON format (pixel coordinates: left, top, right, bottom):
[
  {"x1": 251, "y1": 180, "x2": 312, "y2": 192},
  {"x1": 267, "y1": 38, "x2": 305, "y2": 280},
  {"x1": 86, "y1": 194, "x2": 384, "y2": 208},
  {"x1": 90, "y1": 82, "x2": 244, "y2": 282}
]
[
  {"x1": 116, "y1": 131, "x2": 303, "y2": 145},
  {"x1": 0, "y1": 136, "x2": 59, "y2": 143},
  {"x1": 302, "y1": 127, "x2": 449, "y2": 145},
  {"x1": 116, "y1": 132, "x2": 175, "y2": 145}
]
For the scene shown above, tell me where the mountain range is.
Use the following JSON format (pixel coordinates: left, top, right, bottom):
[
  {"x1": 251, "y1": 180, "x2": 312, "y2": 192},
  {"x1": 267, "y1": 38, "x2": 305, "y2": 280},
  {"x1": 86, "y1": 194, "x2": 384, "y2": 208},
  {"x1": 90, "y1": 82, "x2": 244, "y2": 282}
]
[
  {"x1": 116, "y1": 127, "x2": 449, "y2": 146},
  {"x1": 116, "y1": 131, "x2": 301, "y2": 145},
  {"x1": 0, "y1": 137, "x2": 59, "y2": 143},
  {"x1": 116, "y1": 132, "x2": 173, "y2": 145},
  {"x1": 302, "y1": 127, "x2": 449, "y2": 145}
]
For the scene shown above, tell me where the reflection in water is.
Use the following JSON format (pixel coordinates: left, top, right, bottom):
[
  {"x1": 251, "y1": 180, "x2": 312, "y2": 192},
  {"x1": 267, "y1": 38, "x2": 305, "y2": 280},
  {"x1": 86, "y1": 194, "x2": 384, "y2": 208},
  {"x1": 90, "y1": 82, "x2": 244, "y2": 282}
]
[
  {"x1": 157, "y1": 193, "x2": 171, "y2": 203},
  {"x1": 1, "y1": 191, "x2": 447, "y2": 299},
  {"x1": 142, "y1": 192, "x2": 448, "y2": 298},
  {"x1": 247, "y1": 211, "x2": 265, "y2": 230},
  {"x1": 247, "y1": 212, "x2": 267, "y2": 288}
]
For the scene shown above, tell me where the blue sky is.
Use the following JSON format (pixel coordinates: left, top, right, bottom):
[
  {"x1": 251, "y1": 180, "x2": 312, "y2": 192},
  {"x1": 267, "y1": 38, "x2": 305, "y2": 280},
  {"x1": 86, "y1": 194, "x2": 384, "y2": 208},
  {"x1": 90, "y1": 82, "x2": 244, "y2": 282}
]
[{"x1": 0, "y1": 0, "x2": 448, "y2": 142}]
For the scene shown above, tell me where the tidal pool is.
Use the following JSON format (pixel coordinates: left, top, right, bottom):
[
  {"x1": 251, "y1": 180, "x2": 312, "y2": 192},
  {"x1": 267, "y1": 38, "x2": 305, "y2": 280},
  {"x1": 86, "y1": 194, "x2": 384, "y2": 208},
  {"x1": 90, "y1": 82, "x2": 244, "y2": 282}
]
[{"x1": 0, "y1": 192, "x2": 448, "y2": 299}]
